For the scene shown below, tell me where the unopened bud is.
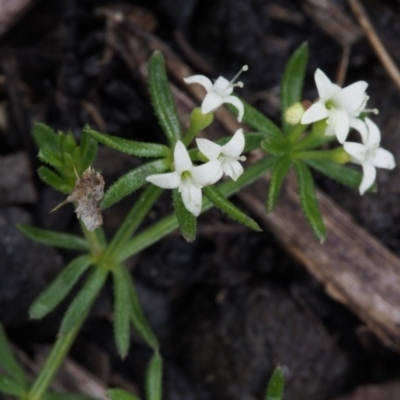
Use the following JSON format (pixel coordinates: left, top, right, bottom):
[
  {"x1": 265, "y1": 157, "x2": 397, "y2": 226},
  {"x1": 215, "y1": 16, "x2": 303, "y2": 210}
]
[{"x1": 284, "y1": 102, "x2": 305, "y2": 125}]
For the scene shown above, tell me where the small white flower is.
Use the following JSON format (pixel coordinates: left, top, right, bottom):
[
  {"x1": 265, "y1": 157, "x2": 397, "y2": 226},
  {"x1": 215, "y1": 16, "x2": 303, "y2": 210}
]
[
  {"x1": 343, "y1": 118, "x2": 396, "y2": 195},
  {"x1": 301, "y1": 68, "x2": 376, "y2": 144},
  {"x1": 184, "y1": 66, "x2": 248, "y2": 122},
  {"x1": 196, "y1": 128, "x2": 246, "y2": 181},
  {"x1": 146, "y1": 140, "x2": 221, "y2": 216}
]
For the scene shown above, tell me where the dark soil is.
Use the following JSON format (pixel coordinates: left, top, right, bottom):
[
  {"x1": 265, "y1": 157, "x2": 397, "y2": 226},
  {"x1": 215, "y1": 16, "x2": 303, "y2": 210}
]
[{"x1": 1, "y1": 1, "x2": 400, "y2": 400}]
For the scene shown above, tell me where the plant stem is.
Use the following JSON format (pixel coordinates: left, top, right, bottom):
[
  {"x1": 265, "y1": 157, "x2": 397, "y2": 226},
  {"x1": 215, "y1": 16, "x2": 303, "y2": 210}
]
[
  {"x1": 79, "y1": 220, "x2": 106, "y2": 256},
  {"x1": 104, "y1": 185, "x2": 163, "y2": 261},
  {"x1": 27, "y1": 312, "x2": 87, "y2": 400},
  {"x1": 117, "y1": 156, "x2": 277, "y2": 262}
]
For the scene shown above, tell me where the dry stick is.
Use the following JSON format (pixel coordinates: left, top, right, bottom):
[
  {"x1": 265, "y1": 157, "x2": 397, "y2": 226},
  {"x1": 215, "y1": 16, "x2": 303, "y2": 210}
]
[
  {"x1": 117, "y1": 25, "x2": 400, "y2": 351},
  {"x1": 348, "y1": 0, "x2": 400, "y2": 91}
]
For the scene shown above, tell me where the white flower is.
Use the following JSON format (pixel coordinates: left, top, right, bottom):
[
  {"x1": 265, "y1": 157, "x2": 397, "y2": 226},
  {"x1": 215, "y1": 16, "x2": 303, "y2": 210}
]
[
  {"x1": 146, "y1": 140, "x2": 221, "y2": 216},
  {"x1": 196, "y1": 128, "x2": 246, "y2": 181},
  {"x1": 343, "y1": 118, "x2": 396, "y2": 195},
  {"x1": 183, "y1": 66, "x2": 248, "y2": 122},
  {"x1": 301, "y1": 68, "x2": 376, "y2": 144}
]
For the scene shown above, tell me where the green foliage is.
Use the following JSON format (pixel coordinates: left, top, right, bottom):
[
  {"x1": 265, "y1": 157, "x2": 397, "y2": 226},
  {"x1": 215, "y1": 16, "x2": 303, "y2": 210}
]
[
  {"x1": 45, "y1": 393, "x2": 97, "y2": 400},
  {"x1": 0, "y1": 374, "x2": 24, "y2": 397},
  {"x1": 294, "y1": 161, "x2": 326, "y2": 242},
  {"x1": 102, "y1": 159, "x2": 169, "y2": 209},
  {"x1": 84, "y1": 127, "x2": 170, "y2": 158},
  {"x1": 203, "y1": 186, "x2": 261, "y2": 231},
  {"x1": 266, "y1": 367, "x2": 284, "y2": 400},
  {"x1": 18, "y1": 224, "x2": 89, "y2": 251},
  {"x1": 112, "y1": 265, "x2": 132, "y2": 358},
  {"x1": 30, "y1": 255, "x2": 93, "y2": 320},
  {"x1": 173, "y1": 189, "x2": 197, "y2": 242},
  {"x1": 183, "y1": 108, "x2": 214, "y2": 146},
  {"x1": 60, "y1": 267, "x2": 108, "y2": 334},
  {"x1": 148, "y1": 51, "x2": 182, "y2": 146},
  {"x1": 33, "y1": 123, "x2": 98, "y2": 194},
  {"x1": 267, "y1": 156, "x2": 292, "y2": 212},
  {"x1": 108, "y1": 389, "x2": 140, "y2": 400},
  {"x1": 146, "y1": 353, "x2": 163, "y2": 400},
  {"x1": 0, "y1": 323, "x2": 28, "y2": 387},
  {"x1": 261, "y1": 137, "x2": 292, "y2": 156},
  {"x1": 281, "y1": 43, "x2": 309, "y2": 133}
]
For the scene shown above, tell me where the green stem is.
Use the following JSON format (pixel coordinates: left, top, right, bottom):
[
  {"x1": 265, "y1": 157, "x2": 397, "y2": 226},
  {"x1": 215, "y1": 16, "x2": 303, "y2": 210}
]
[
  {"x1": 27, "y1": 312, "x2": 87, "y2": 400},
  {"x1": 104, "y1": 185, "x2": 163, "y2": 261},
  {"x1": 117, "y1": 156, "x2": 277, "y2": 262},
  {"x1": 79, "y1": 220, "x2": 106, "y2": 256},
  {"x1": 287, "y1": 123, "x2": 307, "y2": 142}
]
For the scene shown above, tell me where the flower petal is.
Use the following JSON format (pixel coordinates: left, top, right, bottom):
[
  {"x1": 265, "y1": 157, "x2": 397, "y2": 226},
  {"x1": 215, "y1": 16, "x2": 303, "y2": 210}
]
[
  {"x1": 223, "y1": 96, "x2": 245, "y2": 122},
  {"x1": 314, "y1": 69, "x2": 338, "y2": 100},
  {"x1": 365, "y1": 118, "x2": 381, "y2": 147},
  {"x1": 180, "y1": 181, "x2": 202, "y2": 217},
  {"x1": 146, "y1": 172, "x2": 180, "y2": 189},
  {"x1": 329, "y1": 108, "x2": 350, "y2": 144},
  {"x1": 332, "y1": 81, "x2": 368, "y2": 111},
  {"x1": 212, "y1": 77, "x2": 233, "y2": 97},
  {"x1": 343, "y1": 142, "x2": 366, "y2": 164},
  {"x1": 174, "y1": 140, "x2": 192, "y2": 172},
  {"x1": 222, "y1": 160, "x2": 244, "y2": 181},
  {"x1": 350, "y1": 118, "x2": 368, "y2": 143},
  {"x1": 301, "y1": 102, "x2": 329, "y2": 124},
  {"x1": 222, "y1": 128, "x2": 245, "y2": 157},
  {"x1": 373, "y1": 148, "x2": 396, "y2": 169},
  {"x1": 196, "y1": 138, "x2": 222, "y2": 161},
  {"x1": 359, "y1": 163, "x2": 376, "y2": 195},
  {"x1": 191, "y1": 160, "x2": 222, "y2": 186},
  {"x1": 201, "y1": 92, "x2": 224, "y2": 114},
  {"x1": 183, "y1": 75, "x2": 213, "y2": 92}
]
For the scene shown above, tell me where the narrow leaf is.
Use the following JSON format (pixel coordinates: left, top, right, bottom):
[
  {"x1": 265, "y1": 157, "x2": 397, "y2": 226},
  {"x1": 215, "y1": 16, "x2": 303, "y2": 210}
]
[
  {"x1": 102, "y1": 159, "x2": 169, "y2": 209},
  {"x1": 45, "y1": 392, "x2": 97, "y2": 400},
  {"x1": 148, "y1": 51, "x2": 181, "y2": 145},
  {"x1": 33, "y1": 123, "x2": 60, "y2": 155},
  {"x1": 60, "y1": 267, "x2": 108, "y2": 334},
  {"x1": 294, "y1": 160, "x2": 326, "y2": 241},
  {"x1": 112, "y1": 266, "x2": 132, "y2": 358},
  {"x1": 127, "y1": 275, "x2": 159, "y2": 350},
  {"x1": 108, "y1": 388, "x2": 140, "y2": 400},
  {"x1": 0, "y1": 374, "x2": 24, "y2": 396},
  {"x1": 37, "y1": 166, "x2": 71, "y2": 194},
  {"x1": 304, "y1": 158, "x2": 369, "y2": 190},
  {"x1": 81, "y1": 137, "x2": 98, "y2": 172},
  {"x1": 228, "y1": 99, "x2": 282, "y2": 137},
  {"x1": 261, "y1": 137, "x2": 291, "y2": 156},
  {"x1": 0, "y1": 324, "x2": 28, "y2": 386},
  {"x1": 18, "y1": 224, "x2": 89, "y2": 252},
  {"x1": 85, "y1": 127, "x2": 169, "y2": 158},
  {"x1": 172, "y1": 189, "x2": 197, "y2": 242},
  {"x1": 146, "y1": 353, "x2": 163, "y2": 400},
  {"x1": 267, "y1": 156, "x2": 292, "y2": 212},
  {"x1": 266, "y1": 367, "x2": 284, "y2": 400},
  {"x1": 38, "y1": 149, "x2": 63, "y2": 169},
  {"x1": 30, "y1": 255, "x2": 93, "y2": 320},
  {"x1": 281, "y1": 43, "x2": 309, "y2": 132},
  {"x1": 203, "y1": 186, "x2": 261, "y2": 231}
]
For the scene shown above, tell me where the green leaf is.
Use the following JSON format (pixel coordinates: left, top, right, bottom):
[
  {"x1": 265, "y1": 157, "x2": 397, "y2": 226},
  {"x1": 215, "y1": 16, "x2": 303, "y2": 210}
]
[
  {"x1": 281, "y1": 43, "x2": 309, "y2": 133},
  {"x1": 80, "y1": 135, "x2": 98, "y2": 172},
  {"x1": 37, "y1": 166, "x2": 71, "y2": 194},
  {"x1": 146, "y1": 353, "x2": 163, "y2": 400},
  {"x1": 85, "y1": 127, "x2": 169, "y2": 158},
  {"x1": 148, "y1": 51, "x2": 181, "y2": 146},
  {"x1": 33, "y1": 123, "x2": 60, "y2": 156},
  {"x1": 172, "y1": 189, "x2": 197, "y2": 242},
  {"x1": 0, "y1": 323, "x2": 28, "y2": 386},
  {"x1": 112, "y1": 266, "x2": 132, "y2": 358},
  {"x1": 30, "y1": 255, "x2": 93, "y2": 320},
  {"x1": 60, "y1": 267, "x2": 108, "y2": 334},
  {"x1": 18, "y1": 224, "x2": 89, "y2": 251},
  {"x1": 261, "y1": 137, "x2": 291, "y2": 156},
  {"x1": 228, "y1": 100, "x2": 282, "y2": 137},
  {"x1": 127, "y1": 276, "x2": 159, "y2": 350},
  {"x1": 294, "y1": 161, "x2": 326, "y2": 241},
  {"x1": 108, "y1": 389, "x2": 140, "y2": 400},
  {"x1": 45, "y1": 392, "x2": 97, "y2": 400},
  {"x1": 0, "y1": 374, "x2": 24, "y2": 396},
  {"x1": 38, "y1": 149, "x2": 63, "y2": 169},
  {"x1": 61, "y1": 132, "x2": 77, "y2": 155},
  {"x1": 267, "y1": 156, "x2": 292, "y2": 212},
  {"x1": 203, "y1": 186, "x2": 261, "y2": 231},
  {"x1": 266, "y1": 367, "x2": 284, "y2": 400},
  {"x1": 102, "y1": 159, "x2": 169, "y2": 209}
]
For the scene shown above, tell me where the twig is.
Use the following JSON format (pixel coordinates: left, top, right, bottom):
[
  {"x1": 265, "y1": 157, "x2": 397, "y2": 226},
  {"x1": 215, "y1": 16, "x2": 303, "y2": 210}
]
[{"x1": 347, "y1": 0, "x2": 400, "y2": 91}]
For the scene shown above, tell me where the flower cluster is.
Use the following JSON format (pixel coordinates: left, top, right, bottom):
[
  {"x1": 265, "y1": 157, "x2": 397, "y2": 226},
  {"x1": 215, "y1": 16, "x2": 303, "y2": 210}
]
[{"x1": 301, "y1": 69, "x2": 395, "y2": 194}]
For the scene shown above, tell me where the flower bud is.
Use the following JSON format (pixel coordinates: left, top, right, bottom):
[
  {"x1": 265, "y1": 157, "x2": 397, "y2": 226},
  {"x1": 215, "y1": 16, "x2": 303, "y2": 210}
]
[{"x1": 284, "y1": 102, "x2": 305, "y2": 125}]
